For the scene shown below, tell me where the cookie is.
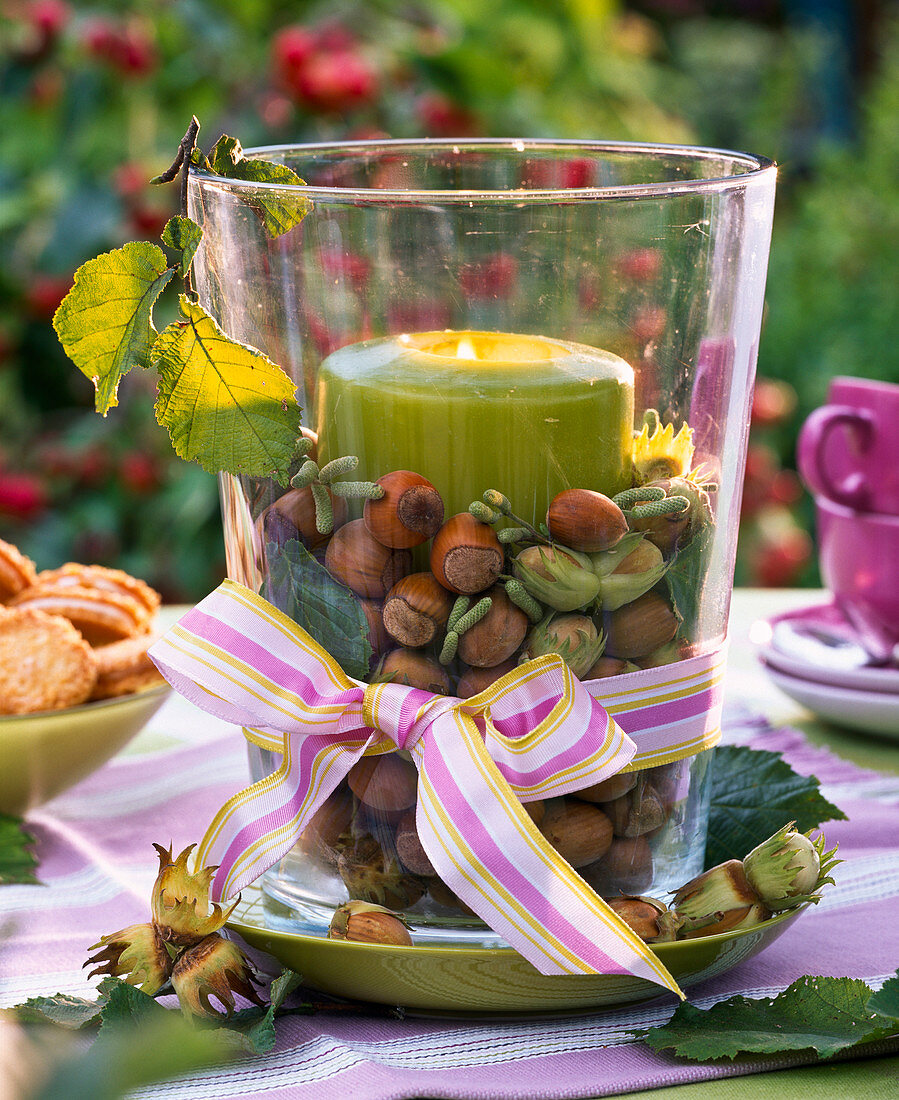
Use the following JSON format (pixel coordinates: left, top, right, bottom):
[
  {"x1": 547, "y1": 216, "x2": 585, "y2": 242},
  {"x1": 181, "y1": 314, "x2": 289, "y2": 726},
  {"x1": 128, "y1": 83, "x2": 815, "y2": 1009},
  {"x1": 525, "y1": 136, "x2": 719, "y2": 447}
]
[
  {"x1": 0, "y1": 540, "x2": 37, "y2": 604},
  {"x1": 35, "y1": 563, "x2": 160, "y2": 618},
  {"x1": 90, "y1": 635, "x2": 166, "y2": 700},
  {"x1": 0, "y1": 608, "x2": 97, "y2": 714},
  {"x1": 9, "y1": 584, "x2": 149, "y2": 646}
]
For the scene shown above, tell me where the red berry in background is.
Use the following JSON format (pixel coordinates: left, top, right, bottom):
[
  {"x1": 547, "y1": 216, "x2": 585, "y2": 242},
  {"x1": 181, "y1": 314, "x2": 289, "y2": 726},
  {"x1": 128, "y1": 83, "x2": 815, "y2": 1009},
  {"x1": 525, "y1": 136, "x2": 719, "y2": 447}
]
[
  {"x1": 112, "y1": 162, "x2": 148, "y2": 199},
  {"x1": 619, "y1": 247, "x2": 662, "y2": 282},
  {"x1": 27, "y1": 0, "x2": 70, "y2": 39},
  {"x1": 0, "y1": 473, "x2": 48, "y2": 521},
  {"x1": 120, "y1": 451, "x2": 160, "y2": 494},
  {"x1": 630, "y1": 304, "x2": 667, "y2": 342},
  {"x1": 387, "y1": 299, "x2": 452, "y2": 333},
  {"x1": 128, "y1": 204, "x2": 171, "y2": 240},
  {"x1": 749, "y1": 526, "x2": 812, "y2": 587},
  {"x1": 109, "y1": 23, "x2": 157, "y2": 77},
  {"x1": 24, "y1": 274, "x2": 71, "y2": 320},
  {"x1": 75, "y1": 444, "x2": 110, "y2": 487},
  {"x1": 320, "y1": 248, "x2": 370, "y2": 289},
  {"x1": 751, "y1": 377, "x2": 797, "y2": 427},
  {"x1": 272, "y1": 24, "x2": 317, "y2": 91},
  {"x1": 295, "y1": 49, "x2": 378, "y2": 113},
  {"x1": 312, "y1": 20, "x2": 356, "y2": 53},
  {"x1": 459, "y1": 253, "x2": 518, "y2": 299},
  {"x1": 416, "y1": 93, "x2": 479, "y2": 137},
  {"x1": 81, "y1": 17, "x2": 119, "y2": 58}
]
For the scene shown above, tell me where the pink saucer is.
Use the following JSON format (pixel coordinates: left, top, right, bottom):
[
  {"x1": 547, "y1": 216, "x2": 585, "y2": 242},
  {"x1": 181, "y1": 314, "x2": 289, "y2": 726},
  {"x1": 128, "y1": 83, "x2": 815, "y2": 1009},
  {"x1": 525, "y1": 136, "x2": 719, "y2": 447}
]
[{"x1": 753, "y1": 602, "x2": 899, "y2": 696}]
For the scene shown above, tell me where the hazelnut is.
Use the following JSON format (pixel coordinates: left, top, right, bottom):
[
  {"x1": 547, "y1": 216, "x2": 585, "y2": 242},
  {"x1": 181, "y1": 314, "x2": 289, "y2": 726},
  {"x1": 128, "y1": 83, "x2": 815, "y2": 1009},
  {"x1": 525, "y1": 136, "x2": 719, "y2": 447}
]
[
  {"x1": 584, "y1": 656, "x2": 631, "y2": 679},
  {"x1": 603, "y1": 782, "x2": 667, "y2": 838},
  {"x1": 364, "y1": 471, "x2": 445, "y2": 548},
  {"x1": 259, "y1": 486, "x2": 347, "y2": 549},
  {"x1": 382, "y1": 573, "x2": 454, "y2": 648},
  {"x1": 603, "y1": 591, "x2": 679, "y2": 660},
  {"x1": 373, "y1": 649, "x2": 452, "y2": 695},
  {"x1": 576, "y1": 771, "x2": 638, "y2": 803},
  {"x1": 581, "y1": 836, "x2": 654, "y2": 896},
  {"x1": 456, "y1": 659, "x2": 517, "y2": 698},
  {"x1": 546, "y1": 489, "x2": 628, "y2": 552},
  {"x1": 395, "y1": 809, "x2": 436, "y2": 876},
  {"x1": 457, "y1": 587, "x2": 528, "y2": 668},
  {"x1": 300, "y1": 785, "x2": 355, "y2": 865},
  {"x1": 605, "y1": 896, "x2": 675, "y2": 942},
  {"x1": 540, "y1": 800, "x2": 613, "y2": 868},
  {"x1": 347, "y1": 754, "x2": 417, "y2": 818},
  {"x1": 325, "y1": 519, "x2": 412, "y2": 599},
  {"x1": 430, "y1": 513, "x2": 504, "y2": 595},
  {"x1": 359, "y1": 598, "x2": 392, "y2": 664},
  {"x1": 328, "y1": 900, "x2": 412, "y2": 946}
]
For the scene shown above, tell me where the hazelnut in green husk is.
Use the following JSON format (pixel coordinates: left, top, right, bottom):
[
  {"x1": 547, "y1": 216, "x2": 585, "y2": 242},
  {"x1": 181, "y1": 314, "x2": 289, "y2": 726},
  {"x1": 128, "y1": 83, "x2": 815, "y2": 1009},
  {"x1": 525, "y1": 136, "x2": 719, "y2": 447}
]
[
  {"x1": 513, "y1": 544, "x2": 600, "y2": 612},
  {"x1": 592, "y1": 537, "x2": 668, "y2": 612},
  {"x1": 329, "y1": 900, "x2": 413, "y2": 946},
  {"x1": 743, "y1": 823, "x2": 839, "y2": 912},
  {"x1": 522, "y1": 614, "x2": 606, "y2": 679},
  {"x1": 631, "y1": 476, "x2": 713, "y2": 557},
  {"x1": 171, "y1": 933, "x2": 265, "y2": 1018},
  {"x1": 671, "y1": 859, "x2": 771, "y2": 938},
  {"x1": 86, "y1": 921, "x2": 172, "y2": 994},
  {"x1": 338, "y1": 835, "x2": 426, "y2": 909}
]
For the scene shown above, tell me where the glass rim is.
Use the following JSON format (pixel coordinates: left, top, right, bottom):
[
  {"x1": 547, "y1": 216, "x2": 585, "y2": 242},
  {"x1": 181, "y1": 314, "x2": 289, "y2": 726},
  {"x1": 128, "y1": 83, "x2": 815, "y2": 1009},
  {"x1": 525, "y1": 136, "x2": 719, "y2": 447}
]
[{"x1": 189, "y1": 137, "x2": 776, "y2": 204}]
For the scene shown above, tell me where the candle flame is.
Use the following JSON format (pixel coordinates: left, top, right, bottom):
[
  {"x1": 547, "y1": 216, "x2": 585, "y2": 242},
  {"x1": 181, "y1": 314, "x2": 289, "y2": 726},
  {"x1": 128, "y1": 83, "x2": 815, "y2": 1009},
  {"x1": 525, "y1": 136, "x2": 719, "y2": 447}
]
[{"x1": 456, "y1": 336, "x2": 478, "y2": 360}]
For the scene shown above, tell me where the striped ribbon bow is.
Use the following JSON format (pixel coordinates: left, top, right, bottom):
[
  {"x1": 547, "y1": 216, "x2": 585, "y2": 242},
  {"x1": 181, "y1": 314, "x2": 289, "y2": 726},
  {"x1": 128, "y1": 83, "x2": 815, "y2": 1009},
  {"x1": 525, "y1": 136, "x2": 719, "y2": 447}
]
[{"x1": 150, "y1": 580, "x2": 700, "y2": 995}]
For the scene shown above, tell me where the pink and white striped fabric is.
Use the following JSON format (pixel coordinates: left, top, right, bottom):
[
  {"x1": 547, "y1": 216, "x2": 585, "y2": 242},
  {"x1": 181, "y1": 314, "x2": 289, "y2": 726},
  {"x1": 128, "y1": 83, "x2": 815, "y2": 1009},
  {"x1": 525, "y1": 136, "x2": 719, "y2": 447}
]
[{"x1": 150, "y1": 581, "x2": 724, "y2": 995}]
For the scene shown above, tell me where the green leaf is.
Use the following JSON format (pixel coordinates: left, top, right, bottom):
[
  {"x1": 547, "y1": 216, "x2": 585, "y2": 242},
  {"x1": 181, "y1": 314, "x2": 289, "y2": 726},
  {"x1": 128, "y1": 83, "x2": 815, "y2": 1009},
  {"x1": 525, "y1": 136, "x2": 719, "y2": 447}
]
[
  {"x1": 868, "y1": 972, "x2": 899, "y2": 1022},
  {"x1": 15, "y1": 992, "x2": 103, "y2": 1030},
  {"x1": 269, "y1": 968, "x2": 304, "y2": 1010},
  {"x1": 208, "y1": 135, "x2": 312, "y2": 237},
  {"x1": 32, "y1": 1009, "x2": 232, "y2": 1100},
  {"x1": 161, "y1": 215, "x2": 203, "y2": 278},
  {"x1": 0, "y1": 814, "x2": 39, "y2": 884},
  {"x1": 53, "y1": 242, "x2": 175, "y2": 415},
  {"x1": 665, "y1": 523, "x2": 713, "y2": 641},
  {"x1": 264, "y1": 539, "x2": 373, "y2": 680},
  {"x1": 644, "y1": 975, "x2": 899, "y2": 1061},
  {"x1": 96, "y1": 977, "x2": 170, "y2": 1033},
  {"x1": 705, "y1": 745, "x2": 846, "y2": 868},
  {"x1": 152, "y1": 296, "x2": 302, "y2": 482}
]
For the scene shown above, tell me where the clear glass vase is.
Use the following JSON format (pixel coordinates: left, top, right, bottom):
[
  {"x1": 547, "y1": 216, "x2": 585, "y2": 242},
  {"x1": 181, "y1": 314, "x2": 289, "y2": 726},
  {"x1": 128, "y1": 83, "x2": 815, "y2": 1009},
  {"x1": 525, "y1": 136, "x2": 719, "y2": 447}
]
[{"x1": 191, "y1": 140, "x2": 775, "y2": 945}]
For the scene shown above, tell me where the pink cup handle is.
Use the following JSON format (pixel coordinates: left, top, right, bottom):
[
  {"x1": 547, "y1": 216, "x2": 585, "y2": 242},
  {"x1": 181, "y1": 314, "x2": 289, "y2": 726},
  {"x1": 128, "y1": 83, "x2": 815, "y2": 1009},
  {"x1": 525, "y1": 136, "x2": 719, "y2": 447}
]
[{"x1": 797, "y1": 405, "x2": 876, "y2": 510}]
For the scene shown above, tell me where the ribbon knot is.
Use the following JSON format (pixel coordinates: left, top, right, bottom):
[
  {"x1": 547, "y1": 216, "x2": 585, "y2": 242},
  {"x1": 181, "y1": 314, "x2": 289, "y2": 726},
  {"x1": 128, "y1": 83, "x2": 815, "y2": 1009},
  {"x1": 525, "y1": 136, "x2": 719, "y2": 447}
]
[
  {"x1": 149, "y1": 580, "x2": 704, "y2": 996},
  {"x1": 360, "y1": 680, "x2": 452, "y2": 754}
]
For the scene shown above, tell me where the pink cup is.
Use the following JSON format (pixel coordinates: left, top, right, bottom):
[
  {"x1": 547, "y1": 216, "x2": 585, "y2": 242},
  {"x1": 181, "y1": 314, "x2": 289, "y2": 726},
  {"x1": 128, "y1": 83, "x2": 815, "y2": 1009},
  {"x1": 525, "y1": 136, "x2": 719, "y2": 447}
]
[
  {"x1": 798, "y1": 376, "x2": 899, "y2": 515},
  {"x1": 815, "y1": 495, "x2": 899, "y2": 661}
]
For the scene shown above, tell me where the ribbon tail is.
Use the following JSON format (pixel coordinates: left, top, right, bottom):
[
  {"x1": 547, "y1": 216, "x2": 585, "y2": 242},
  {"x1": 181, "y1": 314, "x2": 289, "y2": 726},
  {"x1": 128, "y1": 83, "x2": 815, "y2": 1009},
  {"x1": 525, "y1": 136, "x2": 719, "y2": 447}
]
[
  {"x1": 195, "y1": 730, "x2": 374, "y2": 901},
  {"x1": 412, "y1": 710, "x2": 683, "y2": 996}
]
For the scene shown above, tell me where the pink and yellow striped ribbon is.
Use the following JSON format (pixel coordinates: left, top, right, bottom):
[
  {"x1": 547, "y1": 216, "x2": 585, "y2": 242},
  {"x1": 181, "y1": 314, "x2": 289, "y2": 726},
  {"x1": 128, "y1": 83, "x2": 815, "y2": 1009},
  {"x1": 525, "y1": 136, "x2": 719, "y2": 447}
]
[{"x1": 150, "y1": 580, "x2": 723, "y2": 994}]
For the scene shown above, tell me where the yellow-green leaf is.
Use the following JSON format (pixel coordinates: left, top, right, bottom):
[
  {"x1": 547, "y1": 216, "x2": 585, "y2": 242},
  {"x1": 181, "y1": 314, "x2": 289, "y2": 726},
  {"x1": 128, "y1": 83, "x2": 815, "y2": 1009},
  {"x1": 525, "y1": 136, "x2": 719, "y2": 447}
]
[
  {"x1": 161, "y1": 215, "x2": 203, "y2": 277},
  {"x1": 208, "y1": 135, "x2": 312, "y2": 237},
  {"x1": 53, "y1": 242, "x2": 175, "y2": 415},
  {"x1": 152, "y1": 297, "x2": 301, "y2": 482}
]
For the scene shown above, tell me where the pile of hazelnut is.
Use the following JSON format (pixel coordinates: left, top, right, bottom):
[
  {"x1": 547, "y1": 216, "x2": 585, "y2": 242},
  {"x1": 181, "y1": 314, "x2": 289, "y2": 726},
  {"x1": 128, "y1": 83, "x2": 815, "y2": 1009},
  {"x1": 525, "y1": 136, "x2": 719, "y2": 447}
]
[{"x1": 257, "y1": 448, "x2": 711, "y2": 923}]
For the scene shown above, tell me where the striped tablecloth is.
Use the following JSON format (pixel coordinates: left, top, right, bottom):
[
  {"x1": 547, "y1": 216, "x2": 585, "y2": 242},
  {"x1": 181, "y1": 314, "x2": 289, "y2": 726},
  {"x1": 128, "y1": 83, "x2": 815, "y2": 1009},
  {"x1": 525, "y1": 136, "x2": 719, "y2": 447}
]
[{"x1": 3, "y1": 689, "x2": 899, "y2": 1098}]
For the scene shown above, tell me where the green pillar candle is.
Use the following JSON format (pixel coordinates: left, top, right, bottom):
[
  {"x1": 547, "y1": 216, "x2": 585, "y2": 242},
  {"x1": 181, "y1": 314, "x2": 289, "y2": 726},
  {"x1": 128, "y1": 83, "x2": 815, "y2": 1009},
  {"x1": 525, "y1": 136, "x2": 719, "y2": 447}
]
[{"x1": 314, "y1": 330, "x2": 634, "y2": 524}]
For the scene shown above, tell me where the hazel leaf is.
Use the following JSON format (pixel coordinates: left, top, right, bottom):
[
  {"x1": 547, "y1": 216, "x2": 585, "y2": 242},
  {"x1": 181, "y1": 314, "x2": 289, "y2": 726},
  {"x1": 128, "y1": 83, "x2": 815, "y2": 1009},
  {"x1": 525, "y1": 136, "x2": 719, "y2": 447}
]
[
  {"x1": 207, "y1": 135, "x2": 312, "y2": 237},
  {"x1": 263, "y1": 539, "x2": 373, "y2": 680},
  {"x1": 643, "y1": 975, "x2": 898, "y2": 1061},
  {"x1": 14, "y1": 993, "x2": 103, "y2": 1030},
  {"x1": 152, "y1": 296, "x2": 301, "y2": 483},
  {"x1": 161, "y1": 215, "x2": 203, "y2": 277},
  {"x1": 0, "y1": 813, "x2": 39, "y2": 884},
  {"x1": 867, "y1": 972, "x2": 899, "y2": 1023},
  {"x1": 705, "y1": 746, "x2": 846, "y2": 868},
  {"x1": 53, "y1": 242, "x2": 175, "y2": 415}
]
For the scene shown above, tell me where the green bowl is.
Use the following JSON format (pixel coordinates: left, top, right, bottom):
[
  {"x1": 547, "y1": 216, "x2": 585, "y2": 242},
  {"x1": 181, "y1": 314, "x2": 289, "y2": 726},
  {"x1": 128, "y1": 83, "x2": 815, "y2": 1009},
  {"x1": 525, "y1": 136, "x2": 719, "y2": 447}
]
[
  {"x1": 227, "y1": 883, "x2": 805, "y2": 1015},
  {"x1": 0, "y1": 686, "x2": 170, "y2": 815}
]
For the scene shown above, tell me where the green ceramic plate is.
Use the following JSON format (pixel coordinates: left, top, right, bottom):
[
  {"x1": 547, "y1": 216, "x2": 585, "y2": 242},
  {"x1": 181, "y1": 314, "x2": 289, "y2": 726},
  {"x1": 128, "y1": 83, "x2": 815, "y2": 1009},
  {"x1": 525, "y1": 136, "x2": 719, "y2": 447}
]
[
  {"x1": 227, "y1": 883, "x2": 805, "y2": 1014},
  {"x1": 0, "y1": 685, "x2": 170, "y2": 815}
]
